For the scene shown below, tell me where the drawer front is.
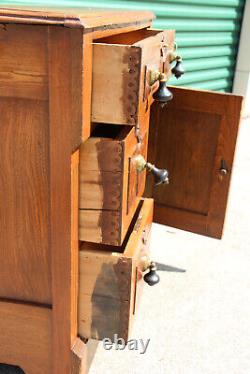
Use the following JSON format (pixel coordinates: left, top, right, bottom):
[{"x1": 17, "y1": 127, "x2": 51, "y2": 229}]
[
  {"x1": 78, "y1": 198, "x2": 154, "y2": 342},
  {"x1": 91, "y1": 29, "x2": 175, "y2": 129},
  {"x1": 79, "y1": 126, "x2": 148, "y2": 245}
]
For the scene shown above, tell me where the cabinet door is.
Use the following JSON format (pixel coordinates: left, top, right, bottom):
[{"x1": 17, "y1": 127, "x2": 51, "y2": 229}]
[{"x1": 147, "y1": 87, "x2": 242, "y2": 239}]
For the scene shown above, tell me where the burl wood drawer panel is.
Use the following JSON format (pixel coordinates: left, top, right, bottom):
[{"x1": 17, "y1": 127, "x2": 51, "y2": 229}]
[
  {"x1": 79, "y1": 125, "x2": 148, "y2": 245},
  {"x1": 91, "y1": 29, "x2": 175, "y2": 129},
  {"x1": 78, "y1": 198, "x2": 153, "y2": 342}
]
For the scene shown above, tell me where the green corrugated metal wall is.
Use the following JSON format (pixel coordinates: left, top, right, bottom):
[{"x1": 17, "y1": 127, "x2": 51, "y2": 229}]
[{"x1": 1, "y1": 0, "x2": 246, "y2": 92}]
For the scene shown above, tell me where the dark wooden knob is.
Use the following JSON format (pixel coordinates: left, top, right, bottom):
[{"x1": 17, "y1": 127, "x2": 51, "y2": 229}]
[
  {"x1": 171, "y1": 56, "x2": 185, "y2": 79},
  {"x1": 150, "y1": 165, "x2": 169, "y2": 185},
  {"x1": 134, "y1": 156, "x2": 169, "y2": 185},
  {"x1": 153, "y1": 74, "x2": 173, "y2": 104},
  {"x1": 146, "y1": 162, "x2": 169, "y2": 185},
  {"x1": 143, "y1": 262, "x2": 160, "y2": 286},
  {"x1": 0, "y1": 364, "x2": 25, "y2": 373}
]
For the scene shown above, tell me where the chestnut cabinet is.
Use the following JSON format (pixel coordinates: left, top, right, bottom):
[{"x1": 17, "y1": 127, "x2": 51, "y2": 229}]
[{"x1": 0, "y1": 6, "x2": 242, "y2": 374}]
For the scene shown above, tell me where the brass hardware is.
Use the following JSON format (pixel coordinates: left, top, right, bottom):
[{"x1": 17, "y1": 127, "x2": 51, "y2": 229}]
[
  {"x1": 133, "y1": 155, "x2": 169, "y2": 185},
  {"x1": 142, "y1": 229, "x2": 148, "y2": 245},
  {"x1": 162, "y1": 42, "x2": 169, "y2": 49},
  {"x1": 169, "y1": 51, "x2": 178, "y2": 63},
  {"x1": 149, "y1": 69, "x2": 161, "y2": 86},
  {"x1": 143, "y1": 262, "x2": 160, "y2": 286},
  {"x1": 167, "y1": 41, "x2": 184, "y2": 79},
  {"x1": 168, "y1": 42, "x2": 179, "y2": 62},
  {"x1": 141, "y1": 255, "x2": 151, "y2": 272},
  {"x1": 134, "y1": 154, "x2": 147, "y2": 172},
  {"x1": 161, "y1": 42, "x2": 168, "y2": 59},
  {"x1": 134, "y1": 124, "x2": 142, "y2": 144}
]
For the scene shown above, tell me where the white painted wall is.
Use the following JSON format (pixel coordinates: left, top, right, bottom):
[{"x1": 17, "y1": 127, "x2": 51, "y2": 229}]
[{"x1": 233, "y1": 0, "x2": 250, "y2": 118}]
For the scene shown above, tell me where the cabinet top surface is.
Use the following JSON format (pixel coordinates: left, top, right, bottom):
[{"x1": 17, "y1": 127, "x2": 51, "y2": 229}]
[{"x1": 0, "y1": 6, "x2": 154, "y2": 29}]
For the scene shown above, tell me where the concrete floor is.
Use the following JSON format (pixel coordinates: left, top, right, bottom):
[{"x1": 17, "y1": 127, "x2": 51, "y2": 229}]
[{"x1": 89, "y1": 117, "x2": 250, "y2": 374}]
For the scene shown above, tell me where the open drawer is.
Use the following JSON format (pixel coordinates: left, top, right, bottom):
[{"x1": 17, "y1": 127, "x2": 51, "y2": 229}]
[
  {"x1": 78, "y1": 198, "x2": 153, "y2": 342},
  {"x1": 91, "y1": 28, "x2": 175, "y2": 131},
  {"x1": 79, "y1": 124, "x2": 148, "y2": 246}
]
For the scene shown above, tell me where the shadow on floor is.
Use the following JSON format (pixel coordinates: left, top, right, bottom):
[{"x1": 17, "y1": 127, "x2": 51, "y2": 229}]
[{"x1": 155, "y1": 262, "x2": 186, "y2": 273}]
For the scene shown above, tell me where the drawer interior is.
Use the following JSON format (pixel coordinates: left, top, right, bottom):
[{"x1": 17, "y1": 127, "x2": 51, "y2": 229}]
[
  {"x1": 80, "y1": 199, "x2": 145, "y2": 254},
  {"x1": 90, "y1": 123, "x2": 132, "y2": 140},
  {"x1": 79, "y1": 123, "x2": 148, "y2": 246},
  {"x1": 79, "y1": 124, "x2": 134, "y2": 174},
  {"x1": 94, "y1": 28, "x2": 163, "y2": 46}
]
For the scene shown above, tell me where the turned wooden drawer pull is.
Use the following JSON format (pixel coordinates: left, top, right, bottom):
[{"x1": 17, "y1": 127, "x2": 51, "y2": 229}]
[
  {"x1": 134, "y1": 154, "x2": 169, "y2": 185},
  {"x1": 141, "y1": 256, "x2": 160, "y2": 286},
  {"x1": 143, "y1": 261, "x2": 160, "y2": 286}
]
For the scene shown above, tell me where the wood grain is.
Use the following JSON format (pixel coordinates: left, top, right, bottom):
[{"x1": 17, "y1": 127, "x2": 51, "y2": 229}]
[
  {"x1": 0, "y1": 11, "x2": 163, "y2": 373},
  {"x1": 78, "y1": 198, "x2": 153, "y2": 342},
  {"x1": 71, "y1": 151, "x2": 80, "y2": 342},
  {"x1": 79, "y1": 126, "x2": 148, "y2": 245},
  {"x1": 79, "y1": 210, "x2": 121, "y2": 246},
  {"x1": 147, "y1": 87, "x2": 243, "y2": 238},
  {"x1": 48, "y1": 26, "x2": 82, "y2": 374},
  {"x1": 82, "y1": 33, "x2": 92, "y2": 142},
  {"x1": 91, "y1": 43, "x2": 141, "y2": 125},
  {"x1": 0, "y1": 7, "x2": 153, "y2": 34},
  {"x1": 0, "y1": 300, "x2": 52, "y2": 374},
  {"x1": 70, "y1": 28, "x2": 85, "y2": 151},
  {"x1": 80, "y1": 170, "x2": 122, "y2": 210},
  {"x1": 0, "y1": 98, "x2": 51, "y2": 303},
  {"x1": 91, "y1": 29, "x2": 173, "y2": 128},
  {"x1": 0, "y1": 25, "x2": 48, "y2": 100},
  {"x1": 136, "y1": 30, "x2": 175, "y2": 132}
]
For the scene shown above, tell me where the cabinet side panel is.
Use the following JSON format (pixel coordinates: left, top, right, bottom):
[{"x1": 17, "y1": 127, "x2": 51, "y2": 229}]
[
  {"x1": 0, "y1": 97, "x2": 51, "y2": 303},
  {"x1": 0, "y1": 24, "x2": 48, "y2": 100},
  {"x1": 0, "y1": 24, "x2": 51, "y2": 303}
]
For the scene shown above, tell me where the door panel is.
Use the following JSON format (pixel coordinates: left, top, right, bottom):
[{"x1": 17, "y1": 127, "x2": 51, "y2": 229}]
[{"x1": 147, "y1": 86, "x2": 242, "y2": 238}]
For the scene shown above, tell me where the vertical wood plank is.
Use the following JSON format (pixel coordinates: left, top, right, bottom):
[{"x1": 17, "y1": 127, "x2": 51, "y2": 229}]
[
  {"x1": 48, "y1": 26, "x2": 83, "y2": 374},
  {"x1": 0, "y1": 24, "x2": 51, "y2": 304},
  {"x1": 0, "y1": 98, "x2": 51, "y2": 304},
  {"x1": 71, "y1": 151, "x2": 79, "y2": 342},
  {"x1": 82, "y1": 33, "x2": 93, "y2": 141}
]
